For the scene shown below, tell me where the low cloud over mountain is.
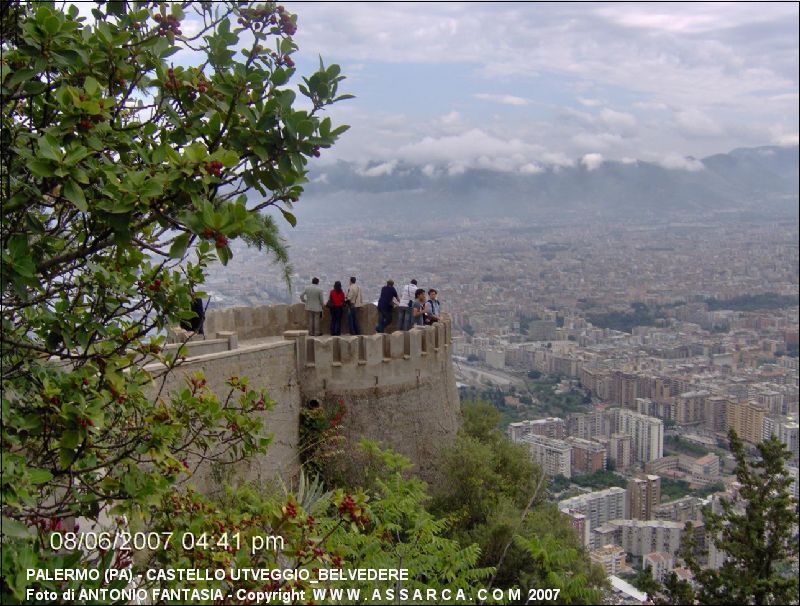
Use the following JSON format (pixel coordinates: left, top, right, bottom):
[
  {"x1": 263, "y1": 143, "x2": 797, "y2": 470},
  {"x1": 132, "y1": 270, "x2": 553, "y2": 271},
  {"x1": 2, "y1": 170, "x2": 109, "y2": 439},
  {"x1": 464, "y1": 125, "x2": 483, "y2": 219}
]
[{"x1": 298, "y1": 145, "x2": 798, "y2": 222}]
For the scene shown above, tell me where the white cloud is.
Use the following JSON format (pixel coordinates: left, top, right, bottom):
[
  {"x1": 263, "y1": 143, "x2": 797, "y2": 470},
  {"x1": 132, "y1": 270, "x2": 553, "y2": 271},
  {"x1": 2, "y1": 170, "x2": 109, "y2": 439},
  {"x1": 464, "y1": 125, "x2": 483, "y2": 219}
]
[
  {"x1": 439, "y1": 111, "x2": 462, "y2": 126},
  {"x1": 581, "y1": 153, "x2": 605, "y2": 170},
  {"x1": 286, "y1": 2, "x2": 797, "y2": 165},
  {"x1": 540, "y1": 152, "x2": 576, "y2": 168},
  {"x1": 774, "y1": 133, "x2": 799, "y2": 146},
  {"x1": 600, "y1": 108, "x2": 637, "y2": 134},
  {"x1": 421, "y1": 164, "x2": 438, "y2": 177},
  {"x1": 520, "y1": 162, "x2": 544, "y2": 174},
  {"x1": 674, "y1": 109, "x2": 723, "y2": 136},
  {"x1": 311, "y1": 173, "x2": 329, "y2": 183},
  {"x1": 396, "y1": 128, "x2": 544, "y2": 172},
  {"x1": 447, "y1": 163, "x2": 467, "y2": 176},
  {"x1": 572, "y1": 132, "x2": 624, "y2": 150},
  {"x1": 474, "y1": 93, "x2": 530, "y2": 106},
  {"x1": 633, "y1": 101, "x2": 670, "y2": 111},
  {"x1": 358, "y1": 160, "x2": 398, "y2": 177},
  {"x1": 656, "y1": 154, "x2": 705, "y2": 171}
]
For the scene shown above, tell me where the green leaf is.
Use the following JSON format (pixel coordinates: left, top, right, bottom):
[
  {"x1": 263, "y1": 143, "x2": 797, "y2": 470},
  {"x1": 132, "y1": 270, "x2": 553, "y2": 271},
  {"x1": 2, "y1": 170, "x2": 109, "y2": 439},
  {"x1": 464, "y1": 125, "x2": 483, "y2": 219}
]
[
  {"x1": 272, "y1": 68, "x2": 289, "y2": 86},
  {"x1": 6, "y1": 69, "x2": 38, "y2": 88},
  {"x1": 28, "y1": 468, "x2": 54, "y2": 484},
  {"x1": 151, "y1": 145, "x2": 167, "y2": 164},
  {"x1": 169, "y1": 233, "x2": 191, "y2": 258},
  {"x1": 297, "y1": 120, "x2": 315, "y2": 137},
  {"x1": 138, "y1": 178, "x2": 163, "y2": 199},
  {"x1": 43, "y1": 15, "x2": 61, "y2": 35},
  {"x1": 279, "y1": 208, "x2": 297, "y2": 227},
  {"x1": 64, "y1": 180, "x2": 87, "y2": 211},
  {"x1": 184, "y1": 142, "x2": 207, "y2": 163},
  {"x1": 0, "y1": 516, "x2": 34, "y2": 539},
  {"x1": 217, "y1": 245, "x2": 231, "y2": 265},
  {"x1": 60, "y1": 430, "x2": 80, "y2": 450},
  {"x1": 28, "y1": 159, "x2": 54, "y2": 177},
  {"x1": 64, "y1": 146, "x2": 90, "y2": 166},
  {"x1": 84, "y1": 76, "x2": 99, "y2": 95}
]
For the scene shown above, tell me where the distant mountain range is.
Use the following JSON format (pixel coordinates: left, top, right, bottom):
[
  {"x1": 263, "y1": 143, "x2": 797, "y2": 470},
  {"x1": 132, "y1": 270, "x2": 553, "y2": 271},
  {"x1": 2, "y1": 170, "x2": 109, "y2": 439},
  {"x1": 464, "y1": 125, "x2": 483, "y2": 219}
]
[{"x1": 296, "y1": 145, "x2": 799, "y2": 223}]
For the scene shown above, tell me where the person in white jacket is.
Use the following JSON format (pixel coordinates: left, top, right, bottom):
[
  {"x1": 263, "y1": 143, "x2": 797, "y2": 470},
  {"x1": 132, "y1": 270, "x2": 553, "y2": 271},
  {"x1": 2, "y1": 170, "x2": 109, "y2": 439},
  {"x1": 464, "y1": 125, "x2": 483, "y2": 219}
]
[
  {"x1": 398, "y1": 279, "x2": 418, "y2": 331},
  {"x1": 299, "y1": 277, "x2": 325, "y2": 336},
  {"x1": 346, "y1": 276, "x2": 364, "y2": 335}
]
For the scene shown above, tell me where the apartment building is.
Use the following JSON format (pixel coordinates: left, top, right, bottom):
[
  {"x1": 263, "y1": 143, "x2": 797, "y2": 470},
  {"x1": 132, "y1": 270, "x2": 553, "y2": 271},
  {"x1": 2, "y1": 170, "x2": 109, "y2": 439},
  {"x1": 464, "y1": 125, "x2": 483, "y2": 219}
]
[
  {"x1": 520, "y1": 434, "x2": 572, "y2": 477},
  {"x1": 567, "y1": 436, "x2": 607, "y2": 474},
  {"x1": 508, "y1": 417, "x2": 566, "y2": 442},
  {"x1": 627, "y1": 475, "x2": 661, "y2": 520},
  {"x1": 558, "y1": 487, "x2": 627, "y2": 547},
  {"x1": 591, "y1": 544, "x2": 629, "y2": 576},
  {"x1": 613, "y1": 408, "x2": 664, "y2": 463}
]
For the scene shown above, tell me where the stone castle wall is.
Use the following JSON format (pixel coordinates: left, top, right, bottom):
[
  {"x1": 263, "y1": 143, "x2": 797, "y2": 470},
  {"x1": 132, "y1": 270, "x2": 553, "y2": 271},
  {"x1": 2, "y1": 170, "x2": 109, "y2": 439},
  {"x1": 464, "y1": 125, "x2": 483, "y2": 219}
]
[
  {"x1": 197, "y1": 302, "x2": 401, "y2": 341},
  {"x1": 145, "y1": 339, "x2": 302, "y2": 491},
  {"x1": 154, "y1": 304, "x2": 460, "y2": 487}
]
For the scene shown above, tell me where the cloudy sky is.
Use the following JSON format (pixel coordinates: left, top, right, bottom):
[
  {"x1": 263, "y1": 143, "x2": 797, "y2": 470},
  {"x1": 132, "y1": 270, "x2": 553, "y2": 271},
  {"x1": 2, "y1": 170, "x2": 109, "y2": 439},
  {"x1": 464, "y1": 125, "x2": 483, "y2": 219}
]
[{"x1": 279, "y1": 2, "x2": 799, "y2": 174}]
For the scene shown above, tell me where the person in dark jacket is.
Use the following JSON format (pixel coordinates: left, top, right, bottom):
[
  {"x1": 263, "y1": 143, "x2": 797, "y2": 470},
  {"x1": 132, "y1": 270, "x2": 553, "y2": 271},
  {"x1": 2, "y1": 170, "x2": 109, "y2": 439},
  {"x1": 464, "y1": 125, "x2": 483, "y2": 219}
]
[
  {"x1": 327, "y1": 280, "x2": 346, "y2": 336},
  {"x1": 376, "y1": 279, "x2": 399, "y2": 333}
]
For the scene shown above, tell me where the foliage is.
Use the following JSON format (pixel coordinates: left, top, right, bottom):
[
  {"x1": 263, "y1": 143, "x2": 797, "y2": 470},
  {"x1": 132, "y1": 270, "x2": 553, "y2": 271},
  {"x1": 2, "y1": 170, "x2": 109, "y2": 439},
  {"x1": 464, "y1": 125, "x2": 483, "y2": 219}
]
[
  {"x1": 298, "y1": 398, "x2": 347, "y2": 479},
  {"x1": 526, "y1": 377, "x2": 590, "y2": 418},
  {"x1": 549, "y1": 474, "x2": 572, "y2": 494},
  {"x1": 432, "y1": 401, "x2": 540, "y2": 529},
  {"x1": 586, "y1": 302, "x2": 666, "y2": 333},
  {"x1": 1, "y1": 1, "x2": 349, "y2": 600},
  {"x1": 430, "y1": 401, "x2": 607, "y2": 603},
  {"x1": 666, "y1": 431, "x2": 799, "y2": 605},
  {"x1": 571, "y1": 469, "x2": 627, "y2": 490},
  {"x1": 329, "y1": 442, "x2": 494, "y2": 602},
  {"x1": 514, "y1": 506, "x2": 608, "y2": 604},
  {"x1": 632, "y1": 567, "x2": 661, "y2": 598},
  {"x1": 664, "y1": 434, "x2": 710, "y2": 457},
  {"x1": 659, "y1": 477, "x2": 726, "y2": 502},
  {"x1": 117, "y1": 445, "x2": 490, "y2": 604}
]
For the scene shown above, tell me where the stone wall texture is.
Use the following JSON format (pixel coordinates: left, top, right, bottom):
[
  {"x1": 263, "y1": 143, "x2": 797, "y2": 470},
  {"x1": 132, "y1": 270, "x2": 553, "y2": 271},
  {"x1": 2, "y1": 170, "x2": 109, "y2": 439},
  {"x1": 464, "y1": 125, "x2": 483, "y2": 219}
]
[
  {"x1": 193, "y1": 302, "x2": 403, "y2": 342},
  {"x1": 145, "y1": 339, "x2": 302, "y2": 493},
  {"x1": 154, "y1": 305, "x2": 460, "y2": 488}
]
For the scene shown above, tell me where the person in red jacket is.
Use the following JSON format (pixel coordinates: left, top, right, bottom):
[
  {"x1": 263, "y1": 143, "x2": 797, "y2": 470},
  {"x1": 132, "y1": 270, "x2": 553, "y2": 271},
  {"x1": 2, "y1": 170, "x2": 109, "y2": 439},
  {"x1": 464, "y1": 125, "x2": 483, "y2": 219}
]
[{"x1": 327, "y1": 280, "x2": 346, "y2": 336}]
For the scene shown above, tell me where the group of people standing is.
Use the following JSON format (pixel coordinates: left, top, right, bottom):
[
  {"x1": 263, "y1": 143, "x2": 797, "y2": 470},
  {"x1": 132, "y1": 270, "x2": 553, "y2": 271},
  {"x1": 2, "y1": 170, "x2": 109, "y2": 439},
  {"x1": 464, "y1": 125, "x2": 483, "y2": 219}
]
[
  {"x1": 376, "y1": 279, "x2": 441, "y2": 333},
  {"x1": 299, "y1": 277, "x2": 441, "y2": 336}
]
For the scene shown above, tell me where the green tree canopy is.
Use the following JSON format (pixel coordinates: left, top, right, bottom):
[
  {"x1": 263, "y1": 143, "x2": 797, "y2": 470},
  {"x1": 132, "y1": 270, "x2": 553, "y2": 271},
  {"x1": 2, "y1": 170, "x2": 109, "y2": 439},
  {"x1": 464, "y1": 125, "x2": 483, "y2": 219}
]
[
  {"x1": 1, "y1": 1, "x2": 349, "y2": 599},
  {"x1": 667, "y1": 430, "x2": 799, "y2": 605}
]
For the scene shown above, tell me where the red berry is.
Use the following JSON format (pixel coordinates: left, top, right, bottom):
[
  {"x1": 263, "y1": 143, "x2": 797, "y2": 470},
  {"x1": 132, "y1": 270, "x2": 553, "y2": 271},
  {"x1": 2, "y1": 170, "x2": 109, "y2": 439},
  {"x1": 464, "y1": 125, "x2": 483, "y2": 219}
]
[{"x1": 154, "y1": 14, "x2": 163, "y2": 22}]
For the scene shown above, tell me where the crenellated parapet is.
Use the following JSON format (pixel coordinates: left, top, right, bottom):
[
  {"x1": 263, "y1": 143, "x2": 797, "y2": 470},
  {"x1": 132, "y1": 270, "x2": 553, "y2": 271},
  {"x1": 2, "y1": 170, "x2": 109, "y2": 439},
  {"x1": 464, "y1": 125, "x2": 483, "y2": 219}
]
[
  {"x1": 160, "y1": 304, "x2": 460, "y2": 484},
  {"x1": 283, "y1": 320, "x2": 452, "y2": 389},
  {"x1": 174, "y1": 302, "x2": 399, "y2": 342}
]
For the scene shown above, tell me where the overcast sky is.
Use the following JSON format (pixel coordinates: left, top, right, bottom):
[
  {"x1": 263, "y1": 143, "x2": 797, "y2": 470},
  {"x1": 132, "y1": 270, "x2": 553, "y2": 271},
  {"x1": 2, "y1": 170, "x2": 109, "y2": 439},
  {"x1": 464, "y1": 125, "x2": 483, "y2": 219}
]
[{"x1": 279, "y1": 2, "x2": 799, "y2": 174}]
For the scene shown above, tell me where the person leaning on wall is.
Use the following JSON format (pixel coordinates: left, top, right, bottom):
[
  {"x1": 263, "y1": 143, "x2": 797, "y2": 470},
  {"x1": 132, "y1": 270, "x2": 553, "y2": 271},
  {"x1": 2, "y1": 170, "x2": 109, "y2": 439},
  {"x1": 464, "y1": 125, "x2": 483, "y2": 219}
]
[
  {"x1": 346, "y1": 276, "x2": 363, "y2": 335},
  {"x1": 376, "y1": 279, "x2": 399, "y2": 333}
]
